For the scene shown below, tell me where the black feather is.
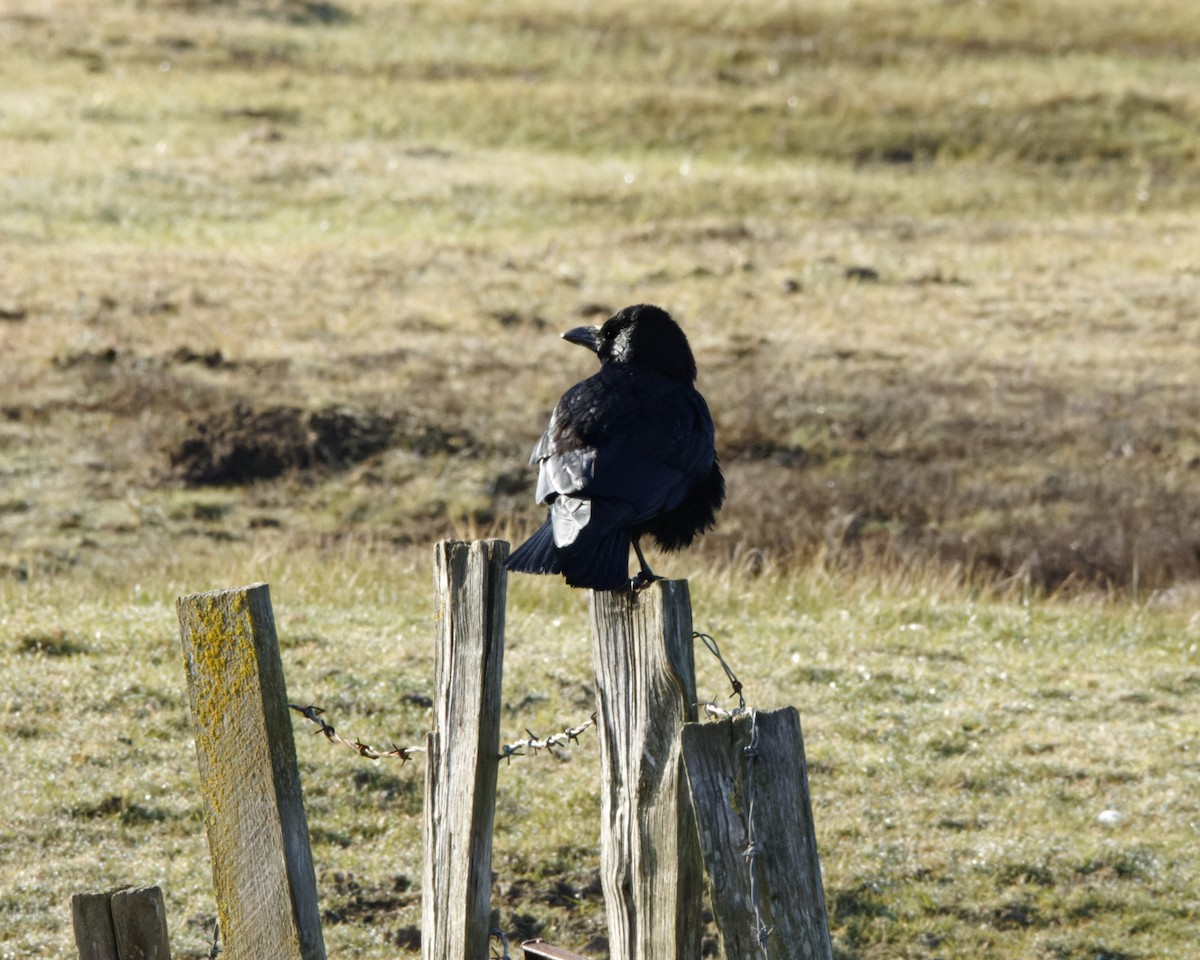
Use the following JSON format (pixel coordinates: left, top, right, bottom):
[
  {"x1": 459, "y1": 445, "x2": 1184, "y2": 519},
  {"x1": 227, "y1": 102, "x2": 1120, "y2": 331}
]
[
  {"x1": 506, "y1": 520, "x2": 562, "y2": 575},
  {"x1": 506, "y1": 304, "x2": 725, "y2": 590}
]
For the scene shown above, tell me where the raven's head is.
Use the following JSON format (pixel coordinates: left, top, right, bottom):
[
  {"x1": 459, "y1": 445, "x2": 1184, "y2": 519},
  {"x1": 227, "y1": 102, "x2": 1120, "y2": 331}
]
[{"x1": 561, "y1": 304, "x2": 697, "y2": 383}]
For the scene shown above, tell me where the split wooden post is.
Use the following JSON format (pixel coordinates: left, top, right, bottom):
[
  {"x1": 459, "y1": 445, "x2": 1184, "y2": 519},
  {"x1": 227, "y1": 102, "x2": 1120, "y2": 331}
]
[
  {"x1": 111, "y1": 886, "x2": 173, "y2": 960},
  {"x1": 682, "y1": 708, "x2": 832, "y2": 960},
  {"x1": 71, "y1": 891, "x2": 119, "y2": 960},
  {"x1": 71, "y1": 886, "x2": 172, "y2": 960},
  {"x1": 422, "y1": 539, "x2": 509, "y2": 960},
  {"x1": 589, "y1": 580, "x2": 704, "y2": 960},
  {"x1": 177, "y1": 584, "x2": 326, "y2": 960}
]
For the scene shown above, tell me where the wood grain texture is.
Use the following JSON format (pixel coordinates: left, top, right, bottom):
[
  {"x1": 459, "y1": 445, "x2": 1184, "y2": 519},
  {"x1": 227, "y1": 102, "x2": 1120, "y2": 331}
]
[
  {"x1": 177, "y1": 584, "x2": 325, "y2": 960},
  {"x1": 422, "y1": 540, "x2": 509, "y2": 960},
  {"x1": 589, "y1": 580, "x2": 703, "y2": 960},
  {"x1": 111, "y1": 885, "x2": 172, "y2": 960},
  {"x1": 682, "y1": 709, "x2": 832, "y2": 960},
  {"x1": 71, "y1": 891, "x2": 119, "y2": 960}
]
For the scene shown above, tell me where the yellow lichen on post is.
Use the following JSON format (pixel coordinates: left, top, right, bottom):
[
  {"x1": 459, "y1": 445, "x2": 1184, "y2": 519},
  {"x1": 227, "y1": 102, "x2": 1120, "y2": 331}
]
[
  {"x1": 186, "y1": 596, "x2": 255, "y2": 717},
  {"x1": 179, "y1": 589, "x2": 260, "y2": 821},
  {"x1": 177, "y1": 583, "x2": 326, "y2": 960}
]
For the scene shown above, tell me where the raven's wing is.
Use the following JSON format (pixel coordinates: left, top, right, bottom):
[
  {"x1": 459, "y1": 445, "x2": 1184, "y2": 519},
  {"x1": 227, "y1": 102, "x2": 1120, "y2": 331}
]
[{"x1": 529, "y1": 365, "x2": 715, "y2": 550}]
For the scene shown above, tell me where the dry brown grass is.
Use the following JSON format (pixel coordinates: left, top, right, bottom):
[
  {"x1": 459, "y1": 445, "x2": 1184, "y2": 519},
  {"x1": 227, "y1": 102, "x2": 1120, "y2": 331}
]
[
  {"x1": 6, "y1": 0, "x2": 1200, "y2": 589},
  {"x1": 4, "y1": 215, "x2": 1199, "y2": 592}
]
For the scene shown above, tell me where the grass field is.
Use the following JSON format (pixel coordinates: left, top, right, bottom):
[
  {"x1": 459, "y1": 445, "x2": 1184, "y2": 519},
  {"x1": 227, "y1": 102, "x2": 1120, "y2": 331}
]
[{"x1": 2, "y1": 0, "x2": 1199, "y2": 957}]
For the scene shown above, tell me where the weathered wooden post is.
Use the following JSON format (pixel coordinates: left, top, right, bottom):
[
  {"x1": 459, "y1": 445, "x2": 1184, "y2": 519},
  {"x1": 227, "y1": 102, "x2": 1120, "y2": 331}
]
[
  {"x1": 73, "y1": 886, "x2": 173, "y2": 960},
  {"x1": 110, "y1": 886, "x2": 173, "y2": 960},
  {"x1": 422, "y1": 539, "x2": 509, "y2": 960},
  {"x1": 682, "y1": 708, "x2": 832, "y2": 960},
  {"x1": 589, "y1": 580, "x2": 704, "y2": 960},
  {"x1": 71, "y1": 888, "x2": 124, "y2": 955},
  {"x1": 72, "y1": 891, "x2": 120, "y2": 960},
  {"x1": 177, "y1": 584, "x2": 325, "y2": 960}
]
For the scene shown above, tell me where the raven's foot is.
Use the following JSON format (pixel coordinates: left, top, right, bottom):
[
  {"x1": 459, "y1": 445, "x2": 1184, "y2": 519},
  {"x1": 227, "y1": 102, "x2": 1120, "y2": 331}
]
[
  {"x1": 630, "y1": 569, "x2": 663, "y2": 592},
  {"x1": 630, "y1": 537, "x2": 660, "y2": 591}
]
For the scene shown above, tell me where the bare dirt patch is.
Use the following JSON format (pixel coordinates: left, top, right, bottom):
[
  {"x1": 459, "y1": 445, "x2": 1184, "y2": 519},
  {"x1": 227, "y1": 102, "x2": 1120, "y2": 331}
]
[{"x1": 170, "y1": 404, "x2": 396, "y2": 485}]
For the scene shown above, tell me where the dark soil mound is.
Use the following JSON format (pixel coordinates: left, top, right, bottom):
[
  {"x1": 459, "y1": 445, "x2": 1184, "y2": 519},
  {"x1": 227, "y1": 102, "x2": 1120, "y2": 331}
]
[{"x1": 171, "y1": 404, "x2": 394, "y2": 486}]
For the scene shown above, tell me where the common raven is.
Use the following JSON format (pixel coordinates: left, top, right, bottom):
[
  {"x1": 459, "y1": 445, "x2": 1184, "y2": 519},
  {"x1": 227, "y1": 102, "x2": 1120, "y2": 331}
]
[{"x1": 506, "y1": 304, "x2": 725, "y2": 590}]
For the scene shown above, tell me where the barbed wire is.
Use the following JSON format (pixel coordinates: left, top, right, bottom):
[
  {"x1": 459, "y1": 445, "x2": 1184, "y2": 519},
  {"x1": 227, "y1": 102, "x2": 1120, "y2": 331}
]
[
  {"x1": 291, "y1": 633, "x2": 736, "y2": 767},
  {"x1": 498, "y1": 714, "x2": 596, "y2": 763},
  {"x1": 289, "y1": 703, "x2": 596, "y2": 765},
  {"x1": 694, "y1": 631, "x2": 746, "y2": 712},
  {"x1": 743, "y1": 710, "x2": 773, "y2": 959},
  {"x1": 288, "y1": 703, "x2": 426, "y2": 763},
  {"x1": 207, "y1": 918, "x2": 221, "y2": 959},
  {"x1": 490, "y1": 927, "x2": 513, "y2": 960}
]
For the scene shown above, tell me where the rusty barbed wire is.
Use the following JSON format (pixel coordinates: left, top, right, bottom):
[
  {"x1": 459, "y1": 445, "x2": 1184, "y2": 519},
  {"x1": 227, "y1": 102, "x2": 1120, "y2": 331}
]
[
  {"x1": 288, "y1": 703, "x2": 426, "y2": 763},
  {"x1": 498, "y1": 714, "x2": 596, "y2": 763},
  {"x1": 289, "y1": 702, "x2": 597, "y2": 766}
]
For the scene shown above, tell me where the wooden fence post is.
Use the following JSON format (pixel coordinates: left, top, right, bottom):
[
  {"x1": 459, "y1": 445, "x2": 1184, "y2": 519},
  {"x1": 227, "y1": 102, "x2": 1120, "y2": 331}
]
[
  {"x1": 589, "y1": 580, "x2": 703, "y2": 960},
  {"x1": 71, "y1": 886, "x2": 172, "y2": 960},
  {"x1": 111, "y1": 886, "x2": 172, "y2": 960},
  {"x1": 682, "y1": 708, "x2": 832, "y2": 960},
  {"x1": 72, "y1": 892, "x2": 119, "y2": 960},
  {"x1": 177, "y1": 584, "x2": 325, "y2": 960},
  {"x1": 422, "y1": 539, "x2": 509, "y2": 960}
]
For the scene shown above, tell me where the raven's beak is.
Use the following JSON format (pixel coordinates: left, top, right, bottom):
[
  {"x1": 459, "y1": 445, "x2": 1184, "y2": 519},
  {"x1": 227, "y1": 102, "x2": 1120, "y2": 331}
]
[{"x1": 561, "y1": 325, "x2": 601, "y2": 353}]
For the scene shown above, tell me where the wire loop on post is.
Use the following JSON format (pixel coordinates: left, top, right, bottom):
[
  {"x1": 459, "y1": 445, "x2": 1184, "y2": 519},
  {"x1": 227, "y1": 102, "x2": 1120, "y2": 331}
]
[
  {"x1": 695, "y1": 630, "x2": 775, "y2": 959},
  {"x1": 694, "y1": 630, "x2": 746, "y2": 712}
]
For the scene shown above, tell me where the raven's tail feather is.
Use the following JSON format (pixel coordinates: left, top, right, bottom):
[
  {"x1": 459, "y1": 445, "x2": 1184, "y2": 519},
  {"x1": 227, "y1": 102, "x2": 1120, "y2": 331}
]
[
  {"x1": 507, "y1": 519, "x2": 631, "y2": 591},
  {"x1": 506, "y1": 520, "x2": 563, "y2": 575},
  {"x1": 560, "y1": 532, "x2": 631, "y2": 591}
]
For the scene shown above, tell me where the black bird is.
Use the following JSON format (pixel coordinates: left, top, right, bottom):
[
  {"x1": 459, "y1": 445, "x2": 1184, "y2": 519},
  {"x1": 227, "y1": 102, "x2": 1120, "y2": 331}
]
[{"x1": 506, "y1": 304, "x2": 725, "y2": 590}]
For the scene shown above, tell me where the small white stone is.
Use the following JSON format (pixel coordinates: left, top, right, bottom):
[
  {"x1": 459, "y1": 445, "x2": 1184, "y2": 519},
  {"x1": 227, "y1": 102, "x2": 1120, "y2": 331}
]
[{"x1": 1097, "y1": 809, "x2": 1123, "y2": 827}]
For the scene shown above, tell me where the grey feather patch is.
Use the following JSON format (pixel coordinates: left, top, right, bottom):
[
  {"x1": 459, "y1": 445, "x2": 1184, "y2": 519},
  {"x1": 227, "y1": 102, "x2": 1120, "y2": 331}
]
[
  {"x1": 536, "y1": 447, "x2": 596, "y2": 503},
  {"x1": 550, "y1": 496, "x2": 592, "y2": 547}
]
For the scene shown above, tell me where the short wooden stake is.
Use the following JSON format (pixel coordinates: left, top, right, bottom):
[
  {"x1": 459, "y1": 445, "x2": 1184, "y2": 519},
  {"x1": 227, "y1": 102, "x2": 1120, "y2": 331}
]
[
  {"x1": 422, "y1": 540, "x2": 509, "y2": 960},
  {"x1": 682, "y1": 708, "x2": 833, "y2": 960},
  {"x1": 72, "y1": 886, "x2": 172, "y2": 960},
  {"x1": 177, "y1": 584, "x2": 325, "y2": 960},
  {"x1": 589, "y1": 580, "x2": 703, "y2": 960},
  {"x1": 71, "y1": 891, "x2": 119, "y2": 960},
  {"x1": 111, "y1": 885, "x2": 172, "y2": 960}
]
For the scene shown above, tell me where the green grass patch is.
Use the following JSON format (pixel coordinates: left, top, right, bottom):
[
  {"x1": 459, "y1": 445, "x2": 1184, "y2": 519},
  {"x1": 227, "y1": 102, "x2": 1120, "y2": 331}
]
[{"x1": 2, "y1": 551, "x2": 1198, "y2": 957}]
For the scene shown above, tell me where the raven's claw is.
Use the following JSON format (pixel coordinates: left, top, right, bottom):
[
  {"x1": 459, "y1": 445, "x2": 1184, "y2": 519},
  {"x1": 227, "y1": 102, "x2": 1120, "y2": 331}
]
[{"x1": 630, "y1": 570, "x2": 662, "y2": 591}]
